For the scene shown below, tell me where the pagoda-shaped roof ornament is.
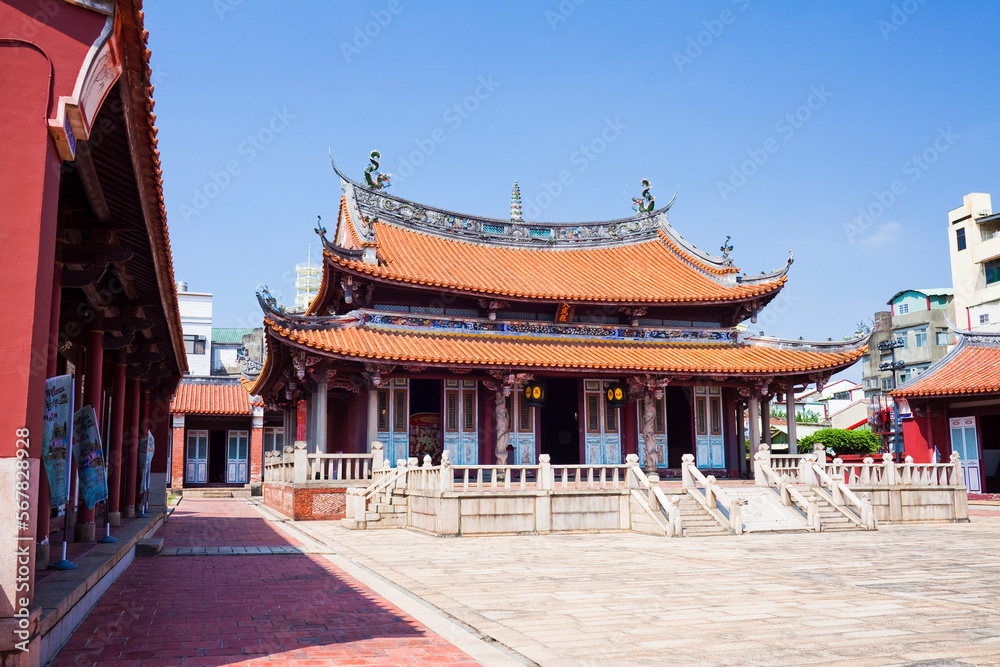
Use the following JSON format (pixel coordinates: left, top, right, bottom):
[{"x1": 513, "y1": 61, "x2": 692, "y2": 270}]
[
  {"x1": 314, "y1": 215, "x2": 326, "y2": 236},
  {"x1": 720, "y1": 236, "x2": 734, "y2": 265},
  {"x1": 510, "y1": 181, "x2": 522, "y2": 221},
  {"x1": 363, "y1": 150, "x2": 390, "y2": 190}
]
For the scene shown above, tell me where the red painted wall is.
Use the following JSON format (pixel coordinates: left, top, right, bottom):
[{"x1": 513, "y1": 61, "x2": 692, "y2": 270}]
[
  {"x1": 170, "y1": 424, "x2": 185, "y2": 489},
  {"x1": 249, "y1": 425, "x2": 263, "y2": 483},
  {"x1": 901, "y1": 415, "x2": 934, "y2": 463}
]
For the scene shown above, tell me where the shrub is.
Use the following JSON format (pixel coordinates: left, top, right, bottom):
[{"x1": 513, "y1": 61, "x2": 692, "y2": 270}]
[{"x1": 798, "y1": 428, "x2": 882, "y2": 456}]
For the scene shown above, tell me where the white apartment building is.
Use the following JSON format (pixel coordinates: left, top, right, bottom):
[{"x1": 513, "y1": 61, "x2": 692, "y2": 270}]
[
  {"x1": 176, "y1": 281, "x2": 213, "y2": 376},
  {"x1": 949, "y1": 192, "x2": 1000, "y2": 332}
]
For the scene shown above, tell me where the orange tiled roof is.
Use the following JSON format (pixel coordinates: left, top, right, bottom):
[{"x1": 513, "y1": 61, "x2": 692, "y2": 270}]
[
  {"x1": 892, "y1": 338, "x2": 1000, "y2": 398},
  {"x1": 171, "y1": 381, "x2": 253, "y2": 415},
  {"x1": 327, "y1": 219, "x2": 784, "y2": 304},
  {"x1": 264, "y1": 318, "x2": 863, "y2": 375}
]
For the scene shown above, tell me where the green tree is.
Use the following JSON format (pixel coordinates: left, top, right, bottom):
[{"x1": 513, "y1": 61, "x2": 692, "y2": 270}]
[{"x1": 798, "y1": 428, "x2": 881, "y2": 456}]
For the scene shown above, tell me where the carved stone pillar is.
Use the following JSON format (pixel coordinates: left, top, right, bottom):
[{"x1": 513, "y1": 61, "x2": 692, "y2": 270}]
[
  {"x1": 641, "y1": 392, "x2": 657, "y2": 473},
  {"x1": 786, "y1": 384, "x2": 798, "y2": 455},
  {"x1": 494, "y1": 390, "x2": 510, "y2": 466}
]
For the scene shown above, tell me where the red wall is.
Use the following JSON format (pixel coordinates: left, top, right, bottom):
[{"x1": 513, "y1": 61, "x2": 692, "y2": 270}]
[{"x1": 901, "y1": 415, "x2": 934, "y2": 463}]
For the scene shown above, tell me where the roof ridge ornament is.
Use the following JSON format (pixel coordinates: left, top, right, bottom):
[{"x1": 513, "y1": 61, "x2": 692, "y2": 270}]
[
  {"x1": 632, "y1": 179, "x2": 655, "y2": 214},
  {"x1": 510, "y1": 181, "x2": 522, "y2": 221},
  {"x1": 314, "y1": 215, "x2": 326, "y2": 236},
  {"x1": 363, "y1": 150, "x2": 391, "y2": 190},
  {"x1": 720, "y1": 236, "x2": 734, "y2": 264}
]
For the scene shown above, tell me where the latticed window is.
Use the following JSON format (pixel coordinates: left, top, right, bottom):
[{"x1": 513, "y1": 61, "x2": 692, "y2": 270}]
[
  {"x1": 586, "y1": 394, "x2": 600, "y2": 433},
  {"x1": 987, "y1": 259, "x2": 1000, "y2": 285},
  {"x1": 377, "y1": 390, "x2": 389, "y2": 430}
]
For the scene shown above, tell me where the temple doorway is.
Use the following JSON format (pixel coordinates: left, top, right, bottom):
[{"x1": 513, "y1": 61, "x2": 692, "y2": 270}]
[
  {"x1": 540, "y1": 377, "x2": 580, "y2": 464},
  {"x1": 208, "y1": 430, "x2": 227, "y2": 483},
  {"x1": 410, "y1": 378, "x2": 443, "y2": 463}
]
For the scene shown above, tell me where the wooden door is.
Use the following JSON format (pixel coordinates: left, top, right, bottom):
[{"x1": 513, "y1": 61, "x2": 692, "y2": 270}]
[
  {"x1": 584, "y1": 379, "x2": 621, "y2": 464},
  {"x1": 443, "y1": 380, "x2": 478, "y2": 464},
  {"x1": 950, "y1": 417, "x2": 981, "y2": 493},
  {"x1": 376, "y1": 379, "x2": 409, "y2": 467},
  {"x1": 186, "y1": 430, "x2": 208, "y2": 483},
  {"x1": 694, "y1": 387, "x2": 725, "y2": 469},
  {"x1": 226, "y1": 430, "x2": 249, "y2": 483},
  {"x1": 507, "y1": 388, "x2": 536, "y2": 464}
]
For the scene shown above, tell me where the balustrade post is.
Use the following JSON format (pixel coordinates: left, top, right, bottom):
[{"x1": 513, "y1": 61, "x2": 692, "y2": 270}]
[
  {"x1": 681, "y1": 453, "x2": 695, "y2": 489},
  {"x1": 438, "y1": 450, "x2": 452, "y2": 494},
  {"x1": 799, "y1": 453, "x2": 818, "y2": 486},
  {"x1": 705, "y1": 475, "x2": 717, "y2": 509},
  {"x1": 808, "y1": 501, "x2": 820, "y2": 531},
  {"x1": 539, "y1": 453, "x2": 553, "y2": 491},
  {"x1": 882, "y1": 452, "x2": 896, "y2": 486},
  {"x1": 647, "y1": 475, "x2": 661, "y2": 513},
  {"x1": 625, "y1": 453, "x2": 640, "y2": 489},
  {"x1": 950, "y1": 451, "x2": 962, "y2": 487},
  {"x1": 293, "y1": 441, "x2": 308, "y2": 484},
  {"x1": 371, "y1": 441, "x2": 384, "y2": 470},
  {"x1": 731, "y1": 498, "x2": 745, "y2": 535},
  {"x1": 902, "y1": 455, "x2": 914, "y2": 485},
  {"x1": 753, "y1": 444, "x2": 770, "y2": 487},
  {"x1": 861, "y1": 457, "x2": 874, "y2": 485},
  {"x1": 812, "y1": 443, "x2": 826, "y2": 466}
]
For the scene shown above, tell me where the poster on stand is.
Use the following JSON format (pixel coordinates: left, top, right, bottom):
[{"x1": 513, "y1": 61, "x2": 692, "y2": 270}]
[
  {"x1": 72, "y1": 405, "x2": 109, "y2": 510},
  {"x1": 42, "y1": 375, "x2": 74, "y2": 509}
]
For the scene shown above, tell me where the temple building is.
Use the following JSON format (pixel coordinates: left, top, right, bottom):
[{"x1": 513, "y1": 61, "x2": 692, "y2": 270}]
[{"x1": 242, "y1": 158, "x2": 867, "y2": 477}]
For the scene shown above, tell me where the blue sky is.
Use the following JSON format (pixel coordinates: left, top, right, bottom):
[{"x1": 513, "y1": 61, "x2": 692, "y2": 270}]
[{"x1": 145, "y1": 1, "x2": 999, "y2": 379}]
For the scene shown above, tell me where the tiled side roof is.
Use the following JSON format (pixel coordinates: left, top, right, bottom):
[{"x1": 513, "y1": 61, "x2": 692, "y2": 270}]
[
  {"x1": 171, "y1": 380, "x2": 253, "y2": 415},
  {"x1": 326, "y1": 220, "x2": 784, "y2": 304},
  {"x1": 264, "y1": 318, "x2": 863, "y2": 375},
  {"x1": 212, "y1": 328, "x2": 255, "y2": 344},
  {"x1": 892, "y1": 339, "x2": 1000, "y2": 398}
]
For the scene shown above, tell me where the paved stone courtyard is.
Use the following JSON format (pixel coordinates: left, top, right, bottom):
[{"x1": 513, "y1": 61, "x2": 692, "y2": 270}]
[
  {"x1": 51, "y1": 499, "x2": 1000, "y2": 666},
  {"x1": 291, "y1": 508, "x2": 1000, "y2": 666}
]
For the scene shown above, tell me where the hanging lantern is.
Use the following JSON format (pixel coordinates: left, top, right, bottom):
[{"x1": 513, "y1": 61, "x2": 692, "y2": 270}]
[
  {"x1": 523, "y1": 380, "x2": 547, "y2": 407},
  {"x1": 606, "y1": 382, "x2": 627, "y2": 409}
]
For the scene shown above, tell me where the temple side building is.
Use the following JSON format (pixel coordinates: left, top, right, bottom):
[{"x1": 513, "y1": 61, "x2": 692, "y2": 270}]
[{"x1": 242, "y1": 159, "x2": 868, "y2": 477}]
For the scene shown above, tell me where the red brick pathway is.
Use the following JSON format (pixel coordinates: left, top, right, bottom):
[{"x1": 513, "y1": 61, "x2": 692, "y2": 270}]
[
  {"x1": 51, "y1": 499, "x2": 481, "y2": 667},
  {"x1": 155, "y1": 499, "x2": 303, "y2": 548}
]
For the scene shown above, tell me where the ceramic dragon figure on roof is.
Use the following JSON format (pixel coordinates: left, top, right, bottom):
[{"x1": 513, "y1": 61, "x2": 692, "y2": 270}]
[
  {"x1": 363, "y1": 150, "x2": 390, "y2": 189},
  {"x1": 632, "y1": 179, "x2": 654, "y2": 213}
]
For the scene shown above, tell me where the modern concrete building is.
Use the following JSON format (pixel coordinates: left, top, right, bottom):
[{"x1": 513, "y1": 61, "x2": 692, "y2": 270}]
[
  {"x1": 177, "y1": 282, "x2": 213, "y2": 376},
  {"x1": 949, "y1": 192, "x2": 1000, "y2": 332},
  {"x1": 861, "y1": 289, "x2": 955, "y2": 398}
]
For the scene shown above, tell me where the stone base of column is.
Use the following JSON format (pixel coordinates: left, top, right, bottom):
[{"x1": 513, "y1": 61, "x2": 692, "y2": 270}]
[
  {"x1": 66, "y1": 509, "x2": 77, "y2": 529},
  {"x1": 35, "y1": 542, "x2": 49, "y2": 569},
  {"x1": 123, "y1": 505, "x2": 135, "y2": 518},
  {"x1": 108, "y1": 511, "x2": 121, "y2": 527},
  {"x1": 74, "y1": 522, "x2": 95, "y2": 543}
]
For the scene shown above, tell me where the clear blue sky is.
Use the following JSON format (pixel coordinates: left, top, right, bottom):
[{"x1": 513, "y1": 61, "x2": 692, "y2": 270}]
[{"x1": 145, "y1": 1, "x2": 999, "y2": 380}]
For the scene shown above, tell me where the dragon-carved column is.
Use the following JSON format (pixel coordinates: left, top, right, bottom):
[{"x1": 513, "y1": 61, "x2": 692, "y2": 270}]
[{"x1": 628, "y1": 375, "x2": 669, "y2": 473}]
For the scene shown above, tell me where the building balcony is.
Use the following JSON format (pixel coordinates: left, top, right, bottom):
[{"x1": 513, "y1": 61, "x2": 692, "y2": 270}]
[{"x1": 973, "y1": 231, "x2": 1000, "y2": 264}]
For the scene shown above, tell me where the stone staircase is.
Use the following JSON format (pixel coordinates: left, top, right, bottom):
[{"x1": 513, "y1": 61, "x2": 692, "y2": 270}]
[
  {"x1": 676, "y1": 493, "x2": 732, "y2": 537},
  {"x1": 795, "y1": 487, "x2": 866, "y2": 532},
  {"x1": 342, "y1": 488, "x2": 407, "y2": 529}
]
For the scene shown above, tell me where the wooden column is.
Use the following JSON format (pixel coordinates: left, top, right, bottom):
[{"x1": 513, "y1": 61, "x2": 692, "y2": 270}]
[
  {"x1": 316, "y1": 367, "x2": 328, "y2": 453},
  {"x1": 123, "y1": 378, "x2": 140, "y2": 517},
  {"x1": 786, "y1": 386, "x2": 798, "y2": 455},
  {"x1": 137, "y1": 390, "x2": 149, "y2": 507},
  {"x1": 735, "y1": 400, "x2": 747, "y2": 478},
  {"x1": 68, "y1": 347, "x2": 84, "y2": 529},
  {"x1": 106, "y1": 354, "x2": 127, "y2": 527},
  {"x1": 36, "y1": 265, "x2": 62, "y2": 564},
  {"x1": 761, "y1": 395, "x2": 772, "y2": 447},
  {"x1": 75, "y1": 328, "x2": 104, "y2": 542}
]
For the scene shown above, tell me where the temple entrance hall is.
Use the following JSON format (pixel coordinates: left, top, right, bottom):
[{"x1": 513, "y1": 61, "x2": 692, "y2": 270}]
[
  {"x1": 540, "y1": 377, "x2": 581, "y2": 464},
  {"x1": 409, "y1": 378, "x2": 443, "y2": 463}
]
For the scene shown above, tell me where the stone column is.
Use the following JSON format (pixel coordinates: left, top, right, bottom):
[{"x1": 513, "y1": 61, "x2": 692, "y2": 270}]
[
  {"x1": 123, "y1": 377, "x2": 140, "y2": 518},
  {"x1": 106, "y1": 354, "x2": 127, "y2": 527},
  {"x1": 75, "y1": 328, "x2": 104, "y2": 542},
  {"x1": 36, "y1": 264, "x2": 63, "y2": 566},
  {"x1": 786, "y1": 386, "x2": 798, "y2": 455},
  {"x1": 494, "y1": 390, "x2": 510, "y2": 466},
  {"x1": 366, "y1": 389, "x2": 378, "y2": 450},
  {"x1": 641, "y1": 392, "x2": 657, "y2": 473},
  {"x1": 315, "y1": 366, "x2": 328, "y2": 453},
  {"x1": 747, "y1": 396, "x2": 761, "y2": 473}
]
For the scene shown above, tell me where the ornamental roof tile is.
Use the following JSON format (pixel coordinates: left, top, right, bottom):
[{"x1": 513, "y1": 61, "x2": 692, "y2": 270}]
[
  {"x1": 891, "y1": 332, "x2": 1000, "y2": 398},
  {"x1": 171, "y1": 380, "x2": 253, "y2": 415},
  {"x1": 262, "y1": 317, "x2": 863, "y2": 376},
  {"x1": 327, "y1": 218, "x2": 785, "y2": 304}
]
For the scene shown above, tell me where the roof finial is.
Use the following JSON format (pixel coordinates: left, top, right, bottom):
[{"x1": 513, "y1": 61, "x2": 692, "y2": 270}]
[
  {"x1": 314, "y1": 215, "x2": 326, "y2": 236},
  {"x1": 720, "y1": 235, "x2": 733, "y2": 264},
  {"x1": 364, "y1": 150, "x2": 390, "y2": 190},
  {"x1": 510, "y1": 180, "x2": 522, "y2": 221},
  {"x1": 631, "y1": 179, "x2": 654, "y2": 214}
]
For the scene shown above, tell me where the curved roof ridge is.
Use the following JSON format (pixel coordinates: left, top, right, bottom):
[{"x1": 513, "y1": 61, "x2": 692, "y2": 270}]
[{"x1": 744, "y1": 329, "x2": 872, "y2": 355}]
